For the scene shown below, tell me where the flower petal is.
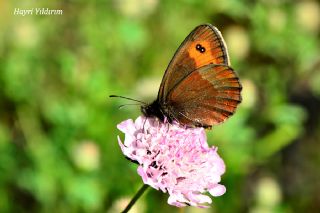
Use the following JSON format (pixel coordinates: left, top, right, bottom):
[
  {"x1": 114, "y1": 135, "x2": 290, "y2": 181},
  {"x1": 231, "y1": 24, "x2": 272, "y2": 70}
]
[{"x1": 209, "y1": 184, "x2": 226, "y2": 197}]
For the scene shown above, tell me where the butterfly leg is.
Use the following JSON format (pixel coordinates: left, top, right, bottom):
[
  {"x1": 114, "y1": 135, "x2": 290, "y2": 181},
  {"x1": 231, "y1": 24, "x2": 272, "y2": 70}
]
[{"x1": 194, "y1": 122, "x2": 212, "y2": 129}]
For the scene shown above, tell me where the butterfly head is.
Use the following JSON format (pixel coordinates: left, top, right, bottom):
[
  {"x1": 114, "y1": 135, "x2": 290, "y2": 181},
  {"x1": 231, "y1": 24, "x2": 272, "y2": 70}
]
[{"x1": 141, "y1": 101, "x2": 165, "y2": 121}]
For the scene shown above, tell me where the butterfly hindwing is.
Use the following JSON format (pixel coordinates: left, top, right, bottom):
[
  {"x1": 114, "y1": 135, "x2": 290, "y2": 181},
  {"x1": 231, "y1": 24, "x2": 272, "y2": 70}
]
[
  {"x1": 158, "y1": 24, "x2": 230, "y2": 102},
  {"x1": 166, "y1": 64, "x2": 242, "y2": 127}
]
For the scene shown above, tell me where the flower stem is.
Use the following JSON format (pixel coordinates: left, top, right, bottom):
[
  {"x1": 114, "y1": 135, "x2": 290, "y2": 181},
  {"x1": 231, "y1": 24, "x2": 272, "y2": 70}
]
[{"x1": 122, "y1": 184, "x2": 149, "y2": 213}]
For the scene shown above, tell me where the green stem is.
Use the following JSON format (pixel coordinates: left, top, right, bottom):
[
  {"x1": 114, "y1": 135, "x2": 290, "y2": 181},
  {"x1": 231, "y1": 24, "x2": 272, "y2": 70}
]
[{"x1": 122, "y1": 184, "x2": 149, "y2": 213}]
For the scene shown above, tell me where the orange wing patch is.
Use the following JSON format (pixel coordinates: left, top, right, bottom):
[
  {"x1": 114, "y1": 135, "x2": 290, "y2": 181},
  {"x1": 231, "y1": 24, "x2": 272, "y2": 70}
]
[
  {"x1": 188, "y1": 41, "x2": 212, "y2": 67},
  {"x1": 187, "y1": 26, "x2": 229, "y2": 68}
]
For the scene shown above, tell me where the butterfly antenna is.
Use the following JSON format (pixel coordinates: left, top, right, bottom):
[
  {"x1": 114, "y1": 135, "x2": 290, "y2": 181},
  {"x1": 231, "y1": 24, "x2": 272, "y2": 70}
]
[
  {"x1": 118, "y1": 103, "x2": 141, "y2": 109},
  {"x1": 109, "y1": 95, "x2": 147, "y2": 105}
]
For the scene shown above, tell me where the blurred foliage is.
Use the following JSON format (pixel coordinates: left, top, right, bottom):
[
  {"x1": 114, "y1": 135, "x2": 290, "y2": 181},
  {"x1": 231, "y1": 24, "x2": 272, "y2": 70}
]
[{"x1": 0, "y1": 0, "x2": 320, "y2": 212}]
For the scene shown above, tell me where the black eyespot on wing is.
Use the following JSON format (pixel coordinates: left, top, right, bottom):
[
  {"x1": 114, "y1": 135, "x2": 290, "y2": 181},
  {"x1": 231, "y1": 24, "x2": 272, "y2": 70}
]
[{"x1": 196, "y1": 44, "x2": 206, "y2": 53}]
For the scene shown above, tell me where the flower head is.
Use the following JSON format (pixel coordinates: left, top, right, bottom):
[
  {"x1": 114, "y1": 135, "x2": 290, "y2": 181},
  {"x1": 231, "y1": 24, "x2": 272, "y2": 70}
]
[{"x1": 117, "y1": 116, "x2": 226, "y2": 207}]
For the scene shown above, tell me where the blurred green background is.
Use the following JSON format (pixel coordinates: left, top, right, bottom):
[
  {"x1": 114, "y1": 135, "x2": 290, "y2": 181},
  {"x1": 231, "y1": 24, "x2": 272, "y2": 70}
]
[{"x1": 1, "y1": 0, "x2": 320, "y2": 212}]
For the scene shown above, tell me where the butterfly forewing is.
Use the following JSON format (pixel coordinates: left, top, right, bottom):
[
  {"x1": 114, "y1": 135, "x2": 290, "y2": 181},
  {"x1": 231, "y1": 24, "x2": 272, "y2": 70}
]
[
  {"x1": 158, "y1": 24, "x2": 230, "y2": 103},
  {"x1": 166, "y1": 64, "x2": 242, "y2": 127}
]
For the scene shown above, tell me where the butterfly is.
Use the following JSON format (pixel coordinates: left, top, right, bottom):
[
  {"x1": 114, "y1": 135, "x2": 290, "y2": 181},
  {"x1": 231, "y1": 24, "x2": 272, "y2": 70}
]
[{"x1": 113, "y1": 24, "x2": 242, "y2": 129}]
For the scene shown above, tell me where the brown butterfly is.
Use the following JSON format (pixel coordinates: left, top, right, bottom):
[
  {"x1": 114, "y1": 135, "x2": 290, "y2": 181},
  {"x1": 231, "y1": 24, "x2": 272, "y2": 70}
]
[{"x1": 112, "y1": 24, "x2": 242, "y2": 129}]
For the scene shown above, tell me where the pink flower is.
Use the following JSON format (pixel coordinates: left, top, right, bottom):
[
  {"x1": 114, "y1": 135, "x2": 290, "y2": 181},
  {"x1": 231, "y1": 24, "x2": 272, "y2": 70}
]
[{"x1": 117, "y1": 116, "x2": 226, "y2": 208}]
